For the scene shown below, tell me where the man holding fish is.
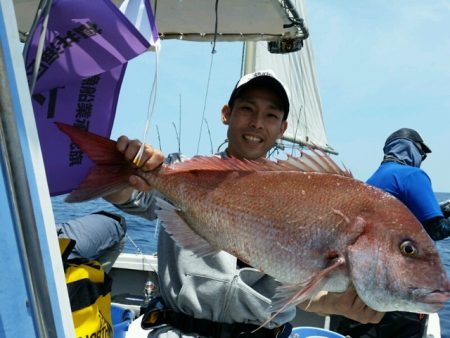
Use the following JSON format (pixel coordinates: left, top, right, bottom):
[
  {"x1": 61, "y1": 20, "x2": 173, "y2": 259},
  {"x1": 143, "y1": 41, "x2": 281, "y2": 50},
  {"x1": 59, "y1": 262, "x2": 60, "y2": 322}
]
[
  {"x1": 59, "y1": 69, "x2": 450, "y2": 338},
  {"x1": 102, "y1": 70, "x2": 383, "y2": 337}
]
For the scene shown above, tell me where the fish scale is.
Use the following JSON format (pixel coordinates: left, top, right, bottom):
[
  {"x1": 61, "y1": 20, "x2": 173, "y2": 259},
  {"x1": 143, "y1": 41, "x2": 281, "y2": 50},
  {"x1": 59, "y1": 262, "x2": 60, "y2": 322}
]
[{"x1": 144, "y1": 169, "x2": 431, "y2": 288}]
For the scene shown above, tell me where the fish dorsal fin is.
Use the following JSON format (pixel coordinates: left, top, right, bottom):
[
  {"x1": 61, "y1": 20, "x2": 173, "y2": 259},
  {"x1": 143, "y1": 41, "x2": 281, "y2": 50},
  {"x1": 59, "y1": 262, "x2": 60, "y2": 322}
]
[
  {"x1": 165, "y1": 151, "x2": 352, "y2": 177},
  {"x1": 278, "y1": 148, "x2": 353, "y2": 178},
  {"x1": 165, "y1": 156, "x2": 280, "y2": 174}
]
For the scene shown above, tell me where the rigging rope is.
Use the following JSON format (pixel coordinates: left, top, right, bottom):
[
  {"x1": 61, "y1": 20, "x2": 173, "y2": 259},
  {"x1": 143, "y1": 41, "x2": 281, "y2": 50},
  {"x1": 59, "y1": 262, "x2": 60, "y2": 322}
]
[
  {"x1": 195, "y1": 52, "x2": 215, "y2": 155},
  {"x1": 195, "y1": 0, "x2": 219, "y2": 155},
  {"x1": 133, "y1": 45, "x2": 161, "y2": 166},
  {"x1": 133, "y1": 0, "x2": 161, "y2": 165}
]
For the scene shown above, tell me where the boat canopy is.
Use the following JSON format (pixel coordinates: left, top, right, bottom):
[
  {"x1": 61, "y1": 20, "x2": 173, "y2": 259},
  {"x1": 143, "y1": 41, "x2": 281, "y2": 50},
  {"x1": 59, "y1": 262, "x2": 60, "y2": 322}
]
[{"x1": 14, "y1": 0, "x2": 309, "y2": 42}]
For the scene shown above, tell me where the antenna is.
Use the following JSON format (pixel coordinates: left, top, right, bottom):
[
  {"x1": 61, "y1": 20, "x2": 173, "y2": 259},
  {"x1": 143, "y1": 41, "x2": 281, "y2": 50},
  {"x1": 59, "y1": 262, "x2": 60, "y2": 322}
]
[
  {"x1": 156, "y1": 125, "x2": 162, "y2": 151},
  {"x1": 178, "y1": 94, "x2": 182, "y2": 153},
  {"x1": 204, "y1": 118, "x2": 214, "y2": 155},
  {"x1": 196, "y1": 49, "x2": 215, "y2": 154},
  {"x1": 172, "y1": 122, "x2": 181, "y2": 153}
]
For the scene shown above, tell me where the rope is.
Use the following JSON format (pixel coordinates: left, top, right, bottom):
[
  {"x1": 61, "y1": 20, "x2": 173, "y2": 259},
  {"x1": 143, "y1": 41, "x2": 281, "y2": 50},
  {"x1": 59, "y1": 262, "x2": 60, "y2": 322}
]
[
  {"x1": 133, "y1": 47, "x2": 160, "y2": 166},
  {"x1": 195, "y1": 0, "x2": 219, "y2": 155},
  {"x1": 125, "y1": 234, "x2": 142, "y2": 255},
  {"x1": 195, "y1": 51, "x2": 215, "y2": 154}
]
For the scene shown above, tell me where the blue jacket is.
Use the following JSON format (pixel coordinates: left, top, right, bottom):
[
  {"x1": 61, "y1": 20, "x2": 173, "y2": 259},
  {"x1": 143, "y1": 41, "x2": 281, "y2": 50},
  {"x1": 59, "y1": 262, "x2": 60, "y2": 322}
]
[{"x1": 367, "y1": 162, "x2": 442, "y2": 223}]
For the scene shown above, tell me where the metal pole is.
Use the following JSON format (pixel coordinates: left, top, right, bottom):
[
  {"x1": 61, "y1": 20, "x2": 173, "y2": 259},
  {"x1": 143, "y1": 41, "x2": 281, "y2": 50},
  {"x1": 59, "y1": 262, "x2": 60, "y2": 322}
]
[
  {"x1": 243, "y1": 41, "x2": 256, "y2": 75},
  {"x1": 0, "y1": 0, "x2": 74, "y2": 336},
  {"x1": 0, "y1": 33, "x2": 57, "y2": 338}
]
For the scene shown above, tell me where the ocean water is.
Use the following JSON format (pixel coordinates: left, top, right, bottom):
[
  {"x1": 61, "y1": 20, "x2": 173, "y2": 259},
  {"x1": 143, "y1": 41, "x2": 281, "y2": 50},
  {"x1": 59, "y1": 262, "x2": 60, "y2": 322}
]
[{"x1": 51, "y1": 192, "x2": 450, "y2": 337}]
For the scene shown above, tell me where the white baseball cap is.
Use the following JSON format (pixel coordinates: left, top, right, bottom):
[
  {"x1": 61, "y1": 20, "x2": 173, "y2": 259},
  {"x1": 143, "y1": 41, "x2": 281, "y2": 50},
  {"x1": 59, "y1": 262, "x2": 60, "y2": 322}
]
[{"x1": 228, "y1": 69, "x2": 290, "y2": 120}]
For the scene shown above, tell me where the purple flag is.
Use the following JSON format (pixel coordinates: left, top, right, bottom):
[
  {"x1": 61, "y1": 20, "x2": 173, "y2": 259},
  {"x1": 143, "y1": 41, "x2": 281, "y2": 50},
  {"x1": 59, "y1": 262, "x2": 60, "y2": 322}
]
[
  {"x1": 120, "y1": 0, "x2": 160, "y2": 49},
  {"x1": 25, "y1": 0, "x2": 149, "y2": 93},
  {"x1": 33, "y1": 65, "x2": 126, "y2": 196},
  {"x1": 25, "y1": 0, "x2": 151, "y2": 196}
]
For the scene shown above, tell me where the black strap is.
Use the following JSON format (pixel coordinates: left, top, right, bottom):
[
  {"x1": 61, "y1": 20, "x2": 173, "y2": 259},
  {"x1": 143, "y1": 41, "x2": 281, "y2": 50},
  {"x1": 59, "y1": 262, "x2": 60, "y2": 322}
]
[
  {"x1": 66, "y1": 262, "x2": 112, "y2": 311},
  {"x1": 163, "y1": 310, "x2": 289, "y2": 338},
  {"x1": 59, "y1": 238, "x2": 76, "y2": 261}
]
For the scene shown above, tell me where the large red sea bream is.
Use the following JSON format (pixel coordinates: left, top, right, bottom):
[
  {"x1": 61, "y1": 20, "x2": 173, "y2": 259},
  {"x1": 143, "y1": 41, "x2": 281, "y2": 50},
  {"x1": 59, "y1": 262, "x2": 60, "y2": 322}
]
[{"x1": 57, "y1": 122, "x2": 450, "y2": 316}]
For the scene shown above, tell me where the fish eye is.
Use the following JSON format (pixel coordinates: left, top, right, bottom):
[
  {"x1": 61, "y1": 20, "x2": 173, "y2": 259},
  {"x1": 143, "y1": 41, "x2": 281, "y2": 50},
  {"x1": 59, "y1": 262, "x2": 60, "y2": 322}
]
[{"x1": 399, "y1": 240, "x2": 418, "y2": 257}]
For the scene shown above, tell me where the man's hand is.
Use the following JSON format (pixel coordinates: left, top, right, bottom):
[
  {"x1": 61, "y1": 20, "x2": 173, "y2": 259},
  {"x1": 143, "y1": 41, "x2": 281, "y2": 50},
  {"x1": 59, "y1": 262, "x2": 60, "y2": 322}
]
[
  {"x1": 104, "y1": 136, "x2": 165, "y2": 204},
  {"x1": 298, "y1": 286, "x2": 384, "y2": 324}
]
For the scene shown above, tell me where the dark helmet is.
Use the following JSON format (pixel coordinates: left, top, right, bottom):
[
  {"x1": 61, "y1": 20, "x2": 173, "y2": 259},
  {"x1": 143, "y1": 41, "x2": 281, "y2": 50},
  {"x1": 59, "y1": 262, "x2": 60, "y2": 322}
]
[{"x1": 384, "y1": 128, "x2": 431, "y2": 153}]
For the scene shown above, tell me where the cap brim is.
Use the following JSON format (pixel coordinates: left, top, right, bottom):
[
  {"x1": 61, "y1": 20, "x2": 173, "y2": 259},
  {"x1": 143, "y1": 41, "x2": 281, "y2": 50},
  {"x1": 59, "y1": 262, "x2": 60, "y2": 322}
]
[{"x1": 421, "y1": 142, "x2": 432, "y2": 153}]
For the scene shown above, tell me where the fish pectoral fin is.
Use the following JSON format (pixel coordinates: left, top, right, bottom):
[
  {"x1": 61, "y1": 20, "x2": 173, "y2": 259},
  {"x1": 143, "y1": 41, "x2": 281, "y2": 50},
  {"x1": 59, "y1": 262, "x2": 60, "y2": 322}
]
[
  {"x1": 271, "y1": 283, "x2": 310, "y2": 312},
  {"x1": 256, "y1": 256, "x2": 346, "y2": 331},
  {"x1": 273, "y1": 256, "x2": 346, "y2": 310},
  {"x1": 155, "y1": 198, "x2": 218, "y2": 257}
]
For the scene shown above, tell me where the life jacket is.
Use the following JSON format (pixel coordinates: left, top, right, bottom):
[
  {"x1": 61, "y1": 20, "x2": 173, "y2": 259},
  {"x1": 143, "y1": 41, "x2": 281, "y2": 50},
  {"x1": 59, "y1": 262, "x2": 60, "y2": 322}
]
[{"x1": 59, "y1": 238, "x2": 113, "y2": 338}]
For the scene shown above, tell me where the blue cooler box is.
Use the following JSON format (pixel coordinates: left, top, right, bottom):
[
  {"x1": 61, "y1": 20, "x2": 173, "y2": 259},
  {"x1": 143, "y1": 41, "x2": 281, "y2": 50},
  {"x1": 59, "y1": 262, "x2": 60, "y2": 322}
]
[{"x1": 111, "y1": 304, "x2": 134, "y2": 338}]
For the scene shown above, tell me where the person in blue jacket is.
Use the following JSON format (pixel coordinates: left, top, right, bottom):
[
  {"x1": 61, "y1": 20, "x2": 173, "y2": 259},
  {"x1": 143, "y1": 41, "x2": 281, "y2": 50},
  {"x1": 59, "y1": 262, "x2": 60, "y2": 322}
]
[
  {"x1": 367, "y1": 128, "x2": 450, "y2": 240},
  {"x1": 331, "y1": 127, "x2": 450, "y2": 338}
]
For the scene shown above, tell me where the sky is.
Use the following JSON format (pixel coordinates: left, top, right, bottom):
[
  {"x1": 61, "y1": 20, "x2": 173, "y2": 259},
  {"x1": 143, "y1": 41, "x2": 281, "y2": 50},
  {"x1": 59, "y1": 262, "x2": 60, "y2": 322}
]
[{"x1": 113, "y1": 0, "x2": 450, "y2": 192}]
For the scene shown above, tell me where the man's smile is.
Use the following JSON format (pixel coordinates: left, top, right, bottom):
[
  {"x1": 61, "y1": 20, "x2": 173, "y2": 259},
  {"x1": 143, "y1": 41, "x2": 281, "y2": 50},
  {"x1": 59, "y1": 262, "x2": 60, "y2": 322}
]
[{"x1": 243, "y1": 134, "x2": 263, "y2": 144}]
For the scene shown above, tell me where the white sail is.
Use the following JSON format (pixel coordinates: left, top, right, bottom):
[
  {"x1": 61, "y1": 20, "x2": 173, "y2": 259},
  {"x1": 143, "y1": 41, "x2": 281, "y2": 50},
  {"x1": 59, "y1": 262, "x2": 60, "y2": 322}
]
[{"x1": 250, "y1": 0, "x2": 336, "y2": 154}]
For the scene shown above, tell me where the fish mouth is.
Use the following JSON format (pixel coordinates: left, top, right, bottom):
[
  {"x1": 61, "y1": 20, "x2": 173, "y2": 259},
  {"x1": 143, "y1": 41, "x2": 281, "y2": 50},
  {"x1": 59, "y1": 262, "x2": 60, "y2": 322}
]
[{"x1": 412, "y1": 289, "x2": 450, "y2": 312}]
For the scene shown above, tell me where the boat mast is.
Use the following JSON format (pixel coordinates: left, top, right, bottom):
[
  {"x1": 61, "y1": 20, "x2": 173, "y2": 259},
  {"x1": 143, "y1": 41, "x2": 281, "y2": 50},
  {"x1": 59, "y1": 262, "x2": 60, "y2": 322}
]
[
  {"x1": 244, "y1": 0, "x2": 337, "y2": 154},
  {"x1": 243, "y1": 41, "x2": 256, "y2": 75}
]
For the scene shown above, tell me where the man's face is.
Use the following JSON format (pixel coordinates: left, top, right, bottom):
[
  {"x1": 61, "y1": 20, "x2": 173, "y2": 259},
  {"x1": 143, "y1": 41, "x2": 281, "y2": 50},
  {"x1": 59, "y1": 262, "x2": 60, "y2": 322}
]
[{"x1": 222, "y1": 87, "x2": 288, "y2": 160}]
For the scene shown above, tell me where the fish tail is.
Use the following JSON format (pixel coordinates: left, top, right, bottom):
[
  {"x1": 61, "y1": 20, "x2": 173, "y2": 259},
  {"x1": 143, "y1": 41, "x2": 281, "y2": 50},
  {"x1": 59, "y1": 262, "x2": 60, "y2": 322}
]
[{"x1": 56, "y1": 122, "x2": 133, "y2": 203}]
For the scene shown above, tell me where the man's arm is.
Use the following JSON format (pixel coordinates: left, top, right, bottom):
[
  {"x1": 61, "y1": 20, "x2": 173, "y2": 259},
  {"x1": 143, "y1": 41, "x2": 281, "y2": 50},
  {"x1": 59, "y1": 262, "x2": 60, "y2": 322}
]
[
  {"x1": 103, "y1": 135, "x2": 165, "y2": 204},
  {"x1": 298, "y1": 286, "x2": 384, "y2": 324},
  {"x1": 402, "y1": 170, "x2": 443, "y2": 224}
]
